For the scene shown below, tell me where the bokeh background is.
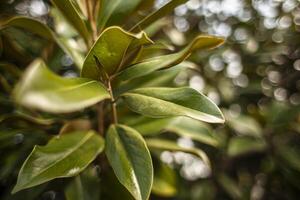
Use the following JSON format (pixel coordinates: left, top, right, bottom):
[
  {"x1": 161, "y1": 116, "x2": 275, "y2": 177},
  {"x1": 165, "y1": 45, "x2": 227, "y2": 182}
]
[{"x1": 1, "y1": 0, "x2": 300, "y2": 199}]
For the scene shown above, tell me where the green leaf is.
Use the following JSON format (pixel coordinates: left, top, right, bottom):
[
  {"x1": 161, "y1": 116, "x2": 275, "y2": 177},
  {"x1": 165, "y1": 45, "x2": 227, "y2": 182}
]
[
  {"x1": 81, "y1": 26, "x2": 152, "y2": 80},
  {"x1": 217, "y1": 174, "x2": 242, "y2": 199},
  {"x1": 166, "y1": 117, "x2": 219, "y2": 147},
  {"x1": 13, "y1": 59, "x2": 110, "y2": 113},
  {"x1": 130, "y1": 0, "x2": 188, "y2": 32},
  {"x1": 224, "y1": 110, "x2": 262, "y2": 138},
  {"x1": 152, "y1": 164, "x2": 177, "y2": 197},
  {"x1": 105, "y1": 124, "x2": 153, "y2": 200},
  {"x1": 0, "y1": 16, "x2": 53, "y2": 40},
  {"x1": 114, "y1": 62, "x2": 188, "y2": 96},
  {"x1": 122, "y1": 87, "x2": 225, "y2": 123},
  {"x1": 51, "y1": 0, "x2": 90, "y2": 44},
  {"x1": 12, "y1": 130, "x2": 105, "y2": 193},
  {"x1": 127, "y1": 117, "x2": 175, "y2": 136},
  {"x1": 116, "y1": 35, "x2": 224, "y2": 81},
  {"x1": 146, "y1": 138, "x2": 210, "y2": 166},
  {"x1": 65, "y1": 167, "x2": 101, "y2": 200},
  {"x1": 98, "y1": 0, "x2": 143, "y2": 31},
  {"x1": 227, "y1": 137, "x2": 266, "y2": 157},
  {"x1": 0, "y1": 16, "x2": 84, "y2": 68}
]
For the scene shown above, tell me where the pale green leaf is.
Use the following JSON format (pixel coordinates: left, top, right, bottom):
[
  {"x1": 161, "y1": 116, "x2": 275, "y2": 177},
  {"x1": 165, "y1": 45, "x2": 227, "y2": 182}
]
[
  {"x1": 224, "y1": 110, "x2": 262, "y2": 138},
  {"x1": 130, "y1": 0, "x2": 188, "y2": 32},
  {"x1": 13, "y1": 59, "x2": 110, "y2": 113},
  {"x1": 122, "y1": 87, "x2": 225, "y2": 123},
  {"x1": 146, "y1": 138, "x2": 210, "y2": 166},
  {"x1": 12, "y1": 130, "x2": 105, "y2": 193},
  {"x1": 81, "y1": 26, "x2": 152, "y2": 80},
  {"x1": 105, "y1": 124, "x2": 153, "y2": 200},
  {"x1": 166, "y1": 117, "x2": 219, "y2": 147},
  {"x1": 116, "y1": 35, "x2": 224, "y2": 81},
  {"x1": 51, "y1": 0, "x2": 90, "y2": 44},
  {"x1": 152, "y1": 164, "x2": 177, "y2": 197},
  {"x1": 227, "y1": 137, "x2": 266, "y2": 157}
]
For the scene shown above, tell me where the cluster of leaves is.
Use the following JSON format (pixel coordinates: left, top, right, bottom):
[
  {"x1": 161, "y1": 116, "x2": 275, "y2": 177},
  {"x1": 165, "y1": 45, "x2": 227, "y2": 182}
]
[
  {"x1": 158, "y1": 1, "x2": 300, "y2": 199},
  {"x1": 0, "y1": 0, "x2": 227, "y2": 200}
]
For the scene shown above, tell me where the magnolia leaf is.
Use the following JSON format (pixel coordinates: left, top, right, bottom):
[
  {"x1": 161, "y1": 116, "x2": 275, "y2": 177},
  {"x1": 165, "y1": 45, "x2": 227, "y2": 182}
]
[
  {"x1": 217, "y1": 174, "x2": 242, "y2": 199},
  {"x1": 12, "y1": 130, "x2": 105, "y2": 193},
  {"x1": 122, "y1": 87, "x2": 225, "y2": 123},
  {"x1": 105, "y1": 124, "x2": 153, "y2": 200},
  {"x1": 128, "y1": 117, "x2": 175, "y2": 136},
  {"x1": 166, "y1": 117, "x2": 219, "y2": 147},
  {"x1": 114, "y1": 63, "x2": 185, "y2": 96},
  {"x1": 13, "y1": 59, "x2": 110, "y2": 113},
  {"x1": 224, "y1": 110, "x2": 262, "y2": 138},
  {"x1": 130, "y1": 0, "x2": 188, "y2": 32},
  {"x1": 116, "y1": 35, "x2": 224, "y2": 81},
  {"x1": 0, "y1": 16, "x2": 53, "y2": 40},
  {"x1": 227, "y1": 137, "x2": 266, "y2": 157},
  {"x1": 51, "y1": 0, "x2": 90, "y2": 44},
  {"x1": 146, "y1": 138, "x2": 210, "y2": 166},
  {"x1": 65, "y1": 167, "x2": 101, "y2": 200},
  {"x1": 0, "y1": 16, "x2": 84, "y2": 68},
  {"x1": 81, "y1": 26, "x2": 152, "y2": 80},
  {"x1": 98, "y1": 0, "x2": 143, "y2": 31},
  {"x1": 152, "y1": 164, "x2": 177, "y2": 197}
]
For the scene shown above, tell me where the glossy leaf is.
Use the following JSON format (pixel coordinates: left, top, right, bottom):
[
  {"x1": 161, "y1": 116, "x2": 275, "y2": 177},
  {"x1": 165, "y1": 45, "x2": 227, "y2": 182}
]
[
  {"x1": 166, "y1": 117, "x2": 219, "y2": 147},
  {"x1": 116, "y1": 35, "x2": 224, "y2": 81},
  {"x1": 146, "y1": 138, "x2": 210, "y2": 166},
  {"x1": 81, "y1": 26, "x2": 152, "y2": 80},
  {"x1": 65, "y1": 167, "x2": 101, "y2": 200},
  {"x1": 13, "y1": 59, "x2": 110, "y2": 113},
  {"x1": 12, "y1": 130, "x2": 105, "y2": 193},
  {"x1": 130, "y1": 0, "x2": 188, "y2": 32},
  {"x1": 114, "y1": 61, "x2": 191, "y2": 96},
  {"x1": 51, "y1": 0, "x2": 90, "y2": 44},
  {"x1": 98, "y1": 0, "x2": 143, "y2": 31},
  {"x1": 105, "y1": 124, "x2": 153, "y2": 200},
  {"x1": 122, "y1": 87, "x2": 225, "y2": 123}
]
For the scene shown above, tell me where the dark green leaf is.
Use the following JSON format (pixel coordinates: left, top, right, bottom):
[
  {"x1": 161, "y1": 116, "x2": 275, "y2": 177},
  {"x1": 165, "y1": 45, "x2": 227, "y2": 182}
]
[
  {"x1": 12, "y1": 130, "x2": 105, "y2": 193},
  {"x1": 116, "y1": 35, "x2": 224, "y2": 81},
  {"x1": 105, "y1": 124, "x2": 153, "y2": 200},
  {"x1": 122, "y1": 87, "x2": 225, "y2": 123},
  {"x1": 81, "y1": 26, "x2": 152, "y2": 80},
  {"x1": 0, "y1": 16, "x2": 53, "y2": 40},
  {"x1": 13, "y1": 59, "x2": 110, "y2": 113}
]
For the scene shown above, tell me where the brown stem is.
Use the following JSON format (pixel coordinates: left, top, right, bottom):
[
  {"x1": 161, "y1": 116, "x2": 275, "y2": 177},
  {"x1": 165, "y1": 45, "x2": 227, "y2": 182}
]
[
  {"x1": 85, "y1": 0, "x2": 97, "y2": 41},
  {"x1": 97, "y1": 102, "x2": 104, "y2": 135},
  {"x1": 107, "y1": 79, "x2": 118, "y2": 124}
]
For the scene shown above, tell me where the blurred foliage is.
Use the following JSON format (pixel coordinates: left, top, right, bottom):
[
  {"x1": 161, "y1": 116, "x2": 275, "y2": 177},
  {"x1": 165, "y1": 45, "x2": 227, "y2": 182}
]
[{"x1": 0, "y1": 0, "x2": 300, "y2": 200}]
